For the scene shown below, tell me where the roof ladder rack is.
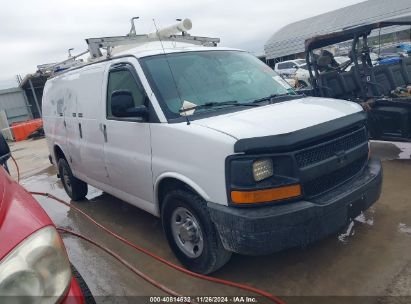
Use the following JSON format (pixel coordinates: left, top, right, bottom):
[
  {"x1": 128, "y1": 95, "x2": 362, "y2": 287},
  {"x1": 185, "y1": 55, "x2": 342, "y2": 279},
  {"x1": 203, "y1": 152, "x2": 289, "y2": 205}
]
[
  {"x1": 86, "y1": 17, "x2": 220, "y2": 59},
  {"x1": 38, "y1": 17, "x2": 221, "y2": 75}
]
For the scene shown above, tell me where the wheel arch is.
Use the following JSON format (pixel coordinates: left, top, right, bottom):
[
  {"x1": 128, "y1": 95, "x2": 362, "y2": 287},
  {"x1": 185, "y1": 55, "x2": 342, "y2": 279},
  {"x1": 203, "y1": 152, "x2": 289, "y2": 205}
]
[
  {"x1": 154, "y1": 173, "x2": 210, "y2": 216},
  {"x1": 53, "y1": 144, "x2": 68, "y2": 164}
]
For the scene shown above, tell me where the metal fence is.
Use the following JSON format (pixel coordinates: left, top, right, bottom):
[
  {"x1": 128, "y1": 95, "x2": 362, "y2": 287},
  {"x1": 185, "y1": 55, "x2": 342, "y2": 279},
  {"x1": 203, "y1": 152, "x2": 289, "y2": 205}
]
[
  {"x1": 4, "y1": 105, "x2": 32, "y2": 124},
  {"x1": 0, "y1": 110, "x2": 13, "y2": 140},
  {"x1": 0, "y1": 88, "x2": 32, "y2": 125}
]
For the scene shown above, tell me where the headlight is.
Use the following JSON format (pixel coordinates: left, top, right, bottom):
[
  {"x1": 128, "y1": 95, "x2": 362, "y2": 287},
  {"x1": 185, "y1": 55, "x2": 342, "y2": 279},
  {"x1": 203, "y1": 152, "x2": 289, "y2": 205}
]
[
  {"x1": 252, "y1": 158, "x2": 273, "y2": 182},
  {"x1": 0, "y1": 226, "x2": 71, "y2": 303},
  {"x1": 228, "y1": 155, "x2": 301, "y2": 205}
]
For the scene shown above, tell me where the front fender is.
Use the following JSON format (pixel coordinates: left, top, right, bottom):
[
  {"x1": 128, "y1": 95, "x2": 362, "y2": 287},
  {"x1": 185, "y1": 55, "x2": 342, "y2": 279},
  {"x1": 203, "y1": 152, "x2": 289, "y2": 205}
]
[{"x1": 154, "y1": 172, "x2": 211, "y2": 215}]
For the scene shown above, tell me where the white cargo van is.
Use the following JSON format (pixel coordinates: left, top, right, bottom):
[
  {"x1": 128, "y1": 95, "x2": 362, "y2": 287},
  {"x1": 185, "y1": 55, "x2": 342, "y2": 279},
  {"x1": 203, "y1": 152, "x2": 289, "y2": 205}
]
[{"x1": 43, "y1": 19, "x2": 382, "y2": 274}]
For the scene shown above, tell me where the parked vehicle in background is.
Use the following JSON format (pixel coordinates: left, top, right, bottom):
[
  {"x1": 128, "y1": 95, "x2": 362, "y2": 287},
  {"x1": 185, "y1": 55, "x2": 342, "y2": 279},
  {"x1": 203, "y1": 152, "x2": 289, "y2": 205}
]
[
  {"x1": 378, "y1": 55, "x2": 403, "y2": 65},
  {"x1": 397, "y1": 42, "x2": 411, "y2": 54},
  {"x1": 334, "y1": 56, "x2": 350, "y2": 66},
  {"x1": 0, "y1": 133, "x2": 92, "y2": 303},
  {"x1": 294, "y1": 66, "x2": 311, "y2": 88},
  {"x1": 304, "y1": 15, "x2": 411, "y2": 142},
  {"x1": 274, "y1": 59, "x2": 306, "y2": 76},
  {"x1": 282, "y1": 69, "x2": 311, "y2": 89},
  {"x1": 43, "y1": 18, "x2": 382, "y2": 274},
  {"x1": 275, "y1": 59, "x2": 311, "y2": 88}
]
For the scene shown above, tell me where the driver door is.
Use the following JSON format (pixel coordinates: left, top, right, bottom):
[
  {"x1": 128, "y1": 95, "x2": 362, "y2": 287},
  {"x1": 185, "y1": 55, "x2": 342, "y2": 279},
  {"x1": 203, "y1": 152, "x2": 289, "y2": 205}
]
[{"x1": 102, "y1": 59, "x2": 154, "y2": 213}]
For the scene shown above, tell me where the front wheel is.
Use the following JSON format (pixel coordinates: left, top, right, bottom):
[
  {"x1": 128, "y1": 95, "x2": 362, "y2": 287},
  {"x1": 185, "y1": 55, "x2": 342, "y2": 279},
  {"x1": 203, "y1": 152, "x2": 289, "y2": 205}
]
[{"x1": 161, "y1": 189, "x2": 231, "y2": 274}]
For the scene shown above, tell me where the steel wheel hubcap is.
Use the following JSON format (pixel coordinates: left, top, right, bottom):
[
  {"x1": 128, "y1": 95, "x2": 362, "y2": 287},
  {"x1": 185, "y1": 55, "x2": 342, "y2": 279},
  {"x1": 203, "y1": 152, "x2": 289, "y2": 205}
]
[{"x1": 171, "y1": 207, "x2": 204, "y2": 258}]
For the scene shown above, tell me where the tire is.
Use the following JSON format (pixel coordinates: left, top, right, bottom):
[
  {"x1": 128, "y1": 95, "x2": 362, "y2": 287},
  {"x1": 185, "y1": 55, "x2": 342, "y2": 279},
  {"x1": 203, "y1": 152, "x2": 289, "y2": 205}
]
[
  {"x1": 161, "y1": 189, "x2": 232, "y2": 274},
  {"x1": 71, "y1": 264, "x2": 96, "y2": 304},
  {"x1": 58, "y1": 158, "x2": 88, "y2": 201}
]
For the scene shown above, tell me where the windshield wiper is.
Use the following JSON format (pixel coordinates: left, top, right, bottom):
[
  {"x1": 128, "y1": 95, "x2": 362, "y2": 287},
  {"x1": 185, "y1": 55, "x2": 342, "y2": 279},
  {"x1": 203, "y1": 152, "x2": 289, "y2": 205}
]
[
  {"x1": 179, "y1": 100, "x2": 259, "y2": 113},
  {"x1": 251, "y1": 94, "x2": 282, "y2": 104},
  {"x1": 251, "y1": 92, "x2": 303, "y2": 104}
]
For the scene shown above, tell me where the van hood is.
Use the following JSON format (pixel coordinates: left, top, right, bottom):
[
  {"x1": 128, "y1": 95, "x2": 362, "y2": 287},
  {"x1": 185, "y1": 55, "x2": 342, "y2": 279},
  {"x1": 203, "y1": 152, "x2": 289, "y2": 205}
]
[{"x1": 193, "y1": 97, "x2": 363, "y2": 139}]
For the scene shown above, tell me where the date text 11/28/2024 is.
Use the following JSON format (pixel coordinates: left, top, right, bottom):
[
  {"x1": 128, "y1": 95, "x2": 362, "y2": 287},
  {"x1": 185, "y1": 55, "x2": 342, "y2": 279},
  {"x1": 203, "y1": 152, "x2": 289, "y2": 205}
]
[{"x1": 149, "y1": 296, "x2": 258, "y2": 303}]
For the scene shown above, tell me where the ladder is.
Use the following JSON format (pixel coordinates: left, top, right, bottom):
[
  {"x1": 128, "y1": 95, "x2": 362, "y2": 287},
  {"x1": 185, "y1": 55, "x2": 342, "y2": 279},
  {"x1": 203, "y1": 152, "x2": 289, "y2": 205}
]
[
  {"x1": 41, "y1": 18, "x2": 220, "y2": 74},
  {"x1": 86, "y1": 18, "x2": 220, "y2": 59}
]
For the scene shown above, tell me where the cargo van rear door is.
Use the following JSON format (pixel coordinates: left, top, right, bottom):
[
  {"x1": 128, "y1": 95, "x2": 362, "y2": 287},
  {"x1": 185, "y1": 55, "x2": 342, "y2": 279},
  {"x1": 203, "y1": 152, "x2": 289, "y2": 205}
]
[
  {"x1": 73, "y1": 66, "x2": 110, "y2": 185},
  {"x1": 58, "y1": 74, "x2": 81, "y2": 172}
]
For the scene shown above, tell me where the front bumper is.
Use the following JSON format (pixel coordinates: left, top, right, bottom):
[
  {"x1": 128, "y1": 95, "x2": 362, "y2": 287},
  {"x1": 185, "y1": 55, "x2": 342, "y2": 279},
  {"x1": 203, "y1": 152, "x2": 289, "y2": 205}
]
[{"x1": 208, "y1": 157, "x2": 382, "y2": 255}]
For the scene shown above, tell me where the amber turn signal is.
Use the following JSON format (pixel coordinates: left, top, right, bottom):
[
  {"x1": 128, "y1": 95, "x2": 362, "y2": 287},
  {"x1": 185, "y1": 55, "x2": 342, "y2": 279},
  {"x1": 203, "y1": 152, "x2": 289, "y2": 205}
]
[{"x1": 231, "y1": 184, "x2": 302, "y2": 204}]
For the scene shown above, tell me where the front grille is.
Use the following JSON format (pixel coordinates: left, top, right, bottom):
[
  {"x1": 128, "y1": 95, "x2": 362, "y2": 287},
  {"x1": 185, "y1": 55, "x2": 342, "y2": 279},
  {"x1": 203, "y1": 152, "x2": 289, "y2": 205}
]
[
  {"x1": 303, "y1": 155, "x2": 368, "y2": 198},
  {"x1": 295, "y1": 127, "x2": 367, "y2": 168}
]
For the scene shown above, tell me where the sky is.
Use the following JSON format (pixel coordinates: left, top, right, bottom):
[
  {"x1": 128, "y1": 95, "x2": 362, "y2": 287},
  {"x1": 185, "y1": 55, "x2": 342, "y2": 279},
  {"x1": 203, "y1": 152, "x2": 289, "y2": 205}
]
[{"x1": 0, "y1": 0, "x2": 365, "y2": 89}]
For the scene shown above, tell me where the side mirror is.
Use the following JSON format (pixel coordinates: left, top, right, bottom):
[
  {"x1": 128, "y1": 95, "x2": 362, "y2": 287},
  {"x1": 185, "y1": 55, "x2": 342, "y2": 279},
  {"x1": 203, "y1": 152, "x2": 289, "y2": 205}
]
[
  {"x1": 292, "y1": 65, "x2": 298, "y2": 69},
  {"x1": 0, "y1": 133, "x2": 11, "y2": 166},
  {"x1": 111, "y1": 90, "x2": 148, "y2": 120}
]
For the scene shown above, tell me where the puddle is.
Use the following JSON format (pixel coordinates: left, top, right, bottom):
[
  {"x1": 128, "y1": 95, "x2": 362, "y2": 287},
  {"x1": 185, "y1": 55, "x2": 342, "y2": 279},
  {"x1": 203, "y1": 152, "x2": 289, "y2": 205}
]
[{"x1": 371, "y1": 141, "x2": 411, "y2": 160}]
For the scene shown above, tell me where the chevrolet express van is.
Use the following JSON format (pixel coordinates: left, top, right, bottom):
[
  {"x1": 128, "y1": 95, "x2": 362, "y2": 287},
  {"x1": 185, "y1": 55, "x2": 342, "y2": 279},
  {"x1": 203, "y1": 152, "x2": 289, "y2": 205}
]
[{"x1": 43, "y1": 22, "x2": 382, "y2": 274}]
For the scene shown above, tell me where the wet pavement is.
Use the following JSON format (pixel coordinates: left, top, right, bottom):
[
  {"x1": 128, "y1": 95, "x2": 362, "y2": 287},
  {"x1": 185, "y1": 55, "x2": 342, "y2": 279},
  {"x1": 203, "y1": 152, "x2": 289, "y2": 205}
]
[
  {"x1": 9, "y1": 139, "x2": 411, "y2": 303},
  {"x1": 8, "y1": 138, "x2": 50, "y2": 179}
]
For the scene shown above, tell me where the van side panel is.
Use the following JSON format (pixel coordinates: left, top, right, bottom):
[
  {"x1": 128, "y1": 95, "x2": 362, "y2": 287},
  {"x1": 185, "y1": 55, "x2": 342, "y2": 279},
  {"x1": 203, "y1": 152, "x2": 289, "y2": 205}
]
[
  {"x1": 42, "y1": 77, "x2": 73, "y2": 168},
  {"x1": 43, "y1": 64, "x2": 108, "y2": 184}
]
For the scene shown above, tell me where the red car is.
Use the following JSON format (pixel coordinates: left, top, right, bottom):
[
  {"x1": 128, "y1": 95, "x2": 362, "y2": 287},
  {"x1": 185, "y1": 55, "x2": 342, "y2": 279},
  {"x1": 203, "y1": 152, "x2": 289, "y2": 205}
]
[{"x1": 0, "y1": 134, "x2": 92, "y2": 303}]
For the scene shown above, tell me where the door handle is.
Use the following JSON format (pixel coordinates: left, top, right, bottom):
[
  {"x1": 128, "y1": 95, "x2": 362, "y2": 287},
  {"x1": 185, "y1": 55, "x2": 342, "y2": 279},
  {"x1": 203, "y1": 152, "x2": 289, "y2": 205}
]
[
  {"x1": 78, "y1": 123, "x2": 83, "y2": 139},
  {"x1": 103, "y1": 124, "x2": 107, "y2": 142}
]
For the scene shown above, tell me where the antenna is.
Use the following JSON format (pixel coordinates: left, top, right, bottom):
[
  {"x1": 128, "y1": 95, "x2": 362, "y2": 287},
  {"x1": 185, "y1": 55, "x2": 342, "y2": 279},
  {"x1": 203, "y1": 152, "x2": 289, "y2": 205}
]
[{"x1": 152, "y1": 18, "x2": 190, "y2": 125}]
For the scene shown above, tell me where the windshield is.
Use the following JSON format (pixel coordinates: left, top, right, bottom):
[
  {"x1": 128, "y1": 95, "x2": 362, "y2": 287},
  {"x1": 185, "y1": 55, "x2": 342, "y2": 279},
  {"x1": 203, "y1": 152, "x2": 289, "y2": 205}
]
[{"x1": 141, "y1": 51, "x2": 294, "y2": 118}]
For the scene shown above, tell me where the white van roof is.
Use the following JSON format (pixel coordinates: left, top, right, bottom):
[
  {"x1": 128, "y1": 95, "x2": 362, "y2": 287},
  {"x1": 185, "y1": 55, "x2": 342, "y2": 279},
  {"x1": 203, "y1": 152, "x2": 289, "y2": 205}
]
[{"x1": 113, "y1": 41, "x2": 241, "y2": 58}]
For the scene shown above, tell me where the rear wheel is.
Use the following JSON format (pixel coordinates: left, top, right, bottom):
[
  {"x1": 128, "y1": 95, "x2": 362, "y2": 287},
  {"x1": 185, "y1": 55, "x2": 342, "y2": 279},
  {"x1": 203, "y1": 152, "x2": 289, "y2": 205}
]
[
  {"x1": 162, "y1": 189, "x2": 231, "y2": 274},
  {"x1": 58, "y1": 158, "x2": 87, "y2": 201}
]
